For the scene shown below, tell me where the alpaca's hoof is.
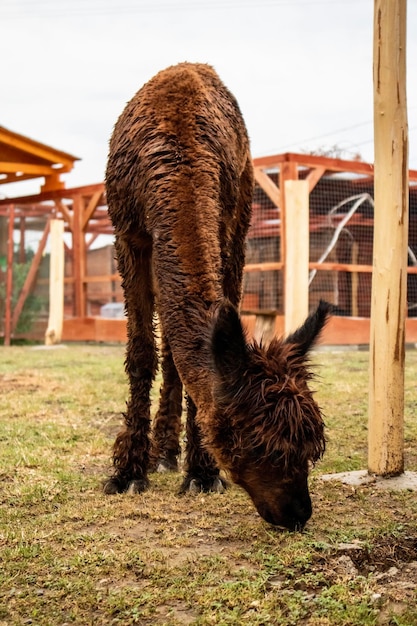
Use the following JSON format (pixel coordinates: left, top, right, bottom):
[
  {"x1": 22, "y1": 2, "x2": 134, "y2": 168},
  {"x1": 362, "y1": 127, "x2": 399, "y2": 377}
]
[
  {"x1": 149, "y1": 451, "x2": 179, "y2": 473},
  {"x1": 103, "y1": 477, "x2": 123, "y2": 494},
  {"x1": 181, "y1": 476, "x2": 227, "y2": 494},
  {"x1": 125, "y1": 479, "x2": 149, "y2": 494},
  {"x1": 211, "y1": 477, "x2": 227, "y2": 493},
  {"x1": 188, "y1": 479, "x2": 202, "y2": 494},
  {"x1": 103, "y1": 476, "x2": 149, "y2": 495},
  {"x1": 156, "y1": 457, "x2": 179, "y2": 473}
]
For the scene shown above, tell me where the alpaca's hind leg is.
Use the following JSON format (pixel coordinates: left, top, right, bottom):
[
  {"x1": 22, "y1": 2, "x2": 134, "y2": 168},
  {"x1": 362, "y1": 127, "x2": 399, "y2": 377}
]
[
  {"x1": 150, "y1": 334, "x2": 183, "y2": 472},
  {"x1": 104, "y1": 237, "x2": 157, "y2": 495},
  {"x1": 180, "y1": 395, "x2": 226, "y2": 494}
]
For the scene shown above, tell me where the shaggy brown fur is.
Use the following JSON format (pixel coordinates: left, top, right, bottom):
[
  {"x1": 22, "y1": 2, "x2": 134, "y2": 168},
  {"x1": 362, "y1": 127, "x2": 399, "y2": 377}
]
[{"x1": 104, "y1": 62, "x2": 330, "y2": 530}]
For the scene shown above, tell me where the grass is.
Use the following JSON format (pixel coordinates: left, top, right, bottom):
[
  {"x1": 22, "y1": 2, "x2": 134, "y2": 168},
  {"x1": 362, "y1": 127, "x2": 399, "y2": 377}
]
[{"x1": 0, "y1": 344, "x2": 417, "y2": 625}]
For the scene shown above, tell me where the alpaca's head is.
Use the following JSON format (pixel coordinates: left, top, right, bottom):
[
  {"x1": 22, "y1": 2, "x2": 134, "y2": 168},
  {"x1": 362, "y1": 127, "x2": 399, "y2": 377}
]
[{"x1": 209, "y1": 300, "x2": 331, "y2": 531}]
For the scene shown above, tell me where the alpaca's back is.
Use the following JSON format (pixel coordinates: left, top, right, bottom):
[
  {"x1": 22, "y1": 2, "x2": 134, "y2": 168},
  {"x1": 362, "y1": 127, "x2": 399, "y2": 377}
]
[{"x1": 106, "y1": 62, "x2": 252, "y2": 248}]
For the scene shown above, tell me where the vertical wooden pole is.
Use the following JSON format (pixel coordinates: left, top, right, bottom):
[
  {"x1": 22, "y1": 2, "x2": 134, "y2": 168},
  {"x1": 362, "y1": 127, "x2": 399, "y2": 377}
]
[
  {"x1": 19, "y1": 217, "x2": 26, "y2": 263},
  {"x1": 284, "y1": 179, "x2": 310, "y2": 334},
  {"x1": 351, "y1": 241, "x2": 359, "y2": 317},
  {"x1": 4, "y1": 205, "x2": 14, "y2": 346},
  {"x1": 368, "y1": 0, "x2": 408, "y2": 476},
  {"x1": 45, "y1": 220, "x2": 65, "y2": 345},
  {"x1": 72, "y1": 195, "x2": 86, "y2": 318},
  {"x1": 280, "y1": 160, "x2": 298, "y2": 295}
]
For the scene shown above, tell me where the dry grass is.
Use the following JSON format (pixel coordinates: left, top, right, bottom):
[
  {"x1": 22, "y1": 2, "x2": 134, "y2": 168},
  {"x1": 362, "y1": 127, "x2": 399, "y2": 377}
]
[{"x1": 0, "y1": 344, "x2": 417, "y2": 625}]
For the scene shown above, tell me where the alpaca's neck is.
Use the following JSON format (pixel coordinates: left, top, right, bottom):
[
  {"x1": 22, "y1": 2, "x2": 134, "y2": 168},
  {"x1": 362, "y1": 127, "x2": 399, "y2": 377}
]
[
  {"x1": 153, "y1": 211, "x2": 224, "y2": 408},
  {"x1": 158, "y1": 296, "x2": 219, "y2": 409}
]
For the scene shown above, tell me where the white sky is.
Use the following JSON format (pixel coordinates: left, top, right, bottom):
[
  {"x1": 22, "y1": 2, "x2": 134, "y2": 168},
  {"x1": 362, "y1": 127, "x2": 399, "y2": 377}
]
[{"x1": 1, "y1": 0, "x2": 417, "y2": 199}]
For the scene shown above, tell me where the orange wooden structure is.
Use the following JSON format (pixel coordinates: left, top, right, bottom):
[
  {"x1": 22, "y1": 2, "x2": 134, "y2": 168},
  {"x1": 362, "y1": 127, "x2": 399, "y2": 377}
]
[
  {"x1": 0, "y1": 126, "x2": 80, "y2": 344},
  {"x1": 2, "y1": 151, "x2": 417, "y2": 345},
  {"x1": 0, "y1": 125, "x2": 79, "y2": 192}
]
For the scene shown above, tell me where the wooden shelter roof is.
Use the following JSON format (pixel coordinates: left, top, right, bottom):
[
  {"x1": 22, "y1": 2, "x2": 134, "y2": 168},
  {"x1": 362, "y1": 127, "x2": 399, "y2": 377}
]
[{"x1": 0, "y1": 125, "x2": 79, "y2": 193}]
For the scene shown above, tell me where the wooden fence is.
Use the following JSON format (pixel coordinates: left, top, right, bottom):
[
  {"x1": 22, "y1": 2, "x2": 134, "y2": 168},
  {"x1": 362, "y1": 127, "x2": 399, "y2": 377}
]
[{"x1": 1, "y1": 152, "x2": 417, "y2": 345}]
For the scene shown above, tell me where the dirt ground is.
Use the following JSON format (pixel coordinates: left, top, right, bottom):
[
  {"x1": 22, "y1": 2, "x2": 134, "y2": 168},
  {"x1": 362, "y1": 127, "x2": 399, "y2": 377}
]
[{"x1": 1, "y1": 346, "x2": 417, "y2": 625}]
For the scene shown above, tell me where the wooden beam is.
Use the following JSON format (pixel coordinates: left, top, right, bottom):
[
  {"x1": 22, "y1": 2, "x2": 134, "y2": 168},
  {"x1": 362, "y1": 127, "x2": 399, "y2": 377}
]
[
  {"x1": 0, "y1": 126, "x2": 78, "y2": 170},
  {"x1": 54, "y1": 200, "x2": 73, "y2": 229},
  {"x1": 0, "y1": 183, "x2": 105, "y2": 206},
  {"x1": 306, "y1": 166, "x2": 326, "y2": 192},
  {"x1": 86, "y1": 233, "x2": 100, "y2": 249},
  {"x1": 82, "y1": 191, "x2": 104, "y2": 230},
  {"x1": 82, "y1": 273, "x2": 121, "y2": 283},
  {"x1": 368, "y1": 0, "x2": 408, "y2": 476},
  {"x1": 0, "y1": 162, "x2": 62, "y2": 176},
  {"x1": 309, "y1": 261, "x2": 372, "y2": 273},
  {"x1": 41, "y1": 173, "x2": 64, "y2": 192},
  {"x1": 62, "y1": 317, "x2": 127, "y2": 343},
  {"x1": 253, "y1": 152, "x2": 375, "y2": 176},
  {"x1": 244, "y1": 262, "x2": 284, "y2": 273},
  {"x1": 254, "y1": 167, "x2": 280, "y2": 207}
]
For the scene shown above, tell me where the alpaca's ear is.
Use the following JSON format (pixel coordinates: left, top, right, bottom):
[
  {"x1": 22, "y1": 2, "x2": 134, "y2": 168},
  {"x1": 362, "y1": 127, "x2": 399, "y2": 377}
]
[
  {"x1": 285, "y1": 300, "x2": 332, "y2": 357},
  {"x1": 211, "y1": 300, "x2": 248, "y2": 379}
]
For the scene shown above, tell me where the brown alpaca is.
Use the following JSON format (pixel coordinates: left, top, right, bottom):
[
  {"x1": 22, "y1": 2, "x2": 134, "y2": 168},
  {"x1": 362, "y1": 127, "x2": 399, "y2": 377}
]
[{"x1": 104, "y1": 62, "x2": 330, "y2": 530}]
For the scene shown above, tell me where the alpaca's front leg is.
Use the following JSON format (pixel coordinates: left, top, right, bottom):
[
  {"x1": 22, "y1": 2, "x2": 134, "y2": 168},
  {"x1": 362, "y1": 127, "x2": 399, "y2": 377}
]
[
  {"x1": 179, "y1": 396, "x2": 226, "y2": 494},
  {"x1": 104, "y1": 239, "x2": 157, "y2": 495}
]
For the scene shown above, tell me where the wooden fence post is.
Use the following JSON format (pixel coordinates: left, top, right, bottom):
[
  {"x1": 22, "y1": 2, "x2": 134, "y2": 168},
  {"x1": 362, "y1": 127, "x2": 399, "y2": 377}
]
[
  {"x1": 45, "y1": 219, "x2": 65, "y2": 345},
  {"x1": 284, "y1": 179, "x2": 309, "y2": 335},
  {"x1": 72, "y1": 195, "x2": 87, "y2": 318},
  {"x1": 4, "y1": 205, "x2": 15, "y2": 346},
  {"x1": 368, "y1": 0, "x2": 408, "y2": 475}
]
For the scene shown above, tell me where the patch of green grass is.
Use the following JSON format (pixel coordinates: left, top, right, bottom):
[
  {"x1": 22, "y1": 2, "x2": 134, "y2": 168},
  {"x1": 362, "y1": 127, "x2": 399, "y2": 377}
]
[{"x1": 0, "y1": 344, "x2": 416, "y2": 625}]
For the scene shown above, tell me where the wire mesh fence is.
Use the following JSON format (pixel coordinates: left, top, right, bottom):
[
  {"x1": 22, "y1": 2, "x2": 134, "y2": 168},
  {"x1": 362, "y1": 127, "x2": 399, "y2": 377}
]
[{"x1": 242, "y1": 163, "x2": 417, "y2": 319}]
